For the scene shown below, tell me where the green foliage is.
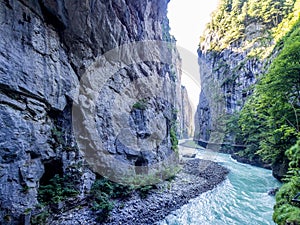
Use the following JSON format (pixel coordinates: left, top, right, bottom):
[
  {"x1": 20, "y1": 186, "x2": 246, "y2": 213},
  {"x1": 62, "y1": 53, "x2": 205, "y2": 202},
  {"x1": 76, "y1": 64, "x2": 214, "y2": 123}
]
[
  {"x1": 91, "y1": 178, "x2": 133, "y2": 200},
  {"x1": 4, "y1": 215, "x2": 11, "y2": 222},
  {"x1": 272, "y1": 0, "x2": 300, "y2": 43},
  {"x1": 286, "y1": 140, "x2": 300, "y2": 176},
  {"x1": 170, "y1": 126, "x2": 179, "y2": 153},
  {"x1": 22, "y1": 185, "x2": 31, "y2": 193},
  {"x1": 125, "y1": 173, "x2": 160, "y2": 187},
  {"x1": 203, "y1": 0, "x2": 298, "y2": 55},
  {"x1": 236, "y1": 16, "x2": 300, "y2": 224},
  {"x1": 90, "y1": 178, "x2": 134, "y2": 222},
  {"x1": 133, "y1": 165, "x2": 181, "y2": 198},
  {"x1": 38, "y1": 174, "x2": 79, "y2": 205},
  {"x1": 138, "y1": 185, "x2": 154, "y2": 199},
  {"x1": 201, "y1": 1, "x2": 300, "y2": 223},
  {"x1": 89, "y1": 170, "x2": 178, "y2": 221},
  {"x1": 161, "y1": 165, "x2": 181, "y2": 182},
  {"x1": 31, "y1": 210, "x2": 50, "y2": 225},
  {"x1": 51, "y1": 126, "x2": 64, "y2": 148},
  {"x1": 273, "y1": 146, "x2": 300, "y2": 225},
  {"x1": 238, "y1": 19, "x2": 300, "y2": 165},
  {"x1": 132, "y1": 99, "x2": 148, "y2": 110}
]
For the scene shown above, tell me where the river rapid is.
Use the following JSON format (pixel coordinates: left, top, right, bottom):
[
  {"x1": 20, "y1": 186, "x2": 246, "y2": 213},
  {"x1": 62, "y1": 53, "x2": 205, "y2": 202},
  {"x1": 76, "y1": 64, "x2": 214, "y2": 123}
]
[{"x1": 160, "y1": 146, "x2": 281, "y2": 225}]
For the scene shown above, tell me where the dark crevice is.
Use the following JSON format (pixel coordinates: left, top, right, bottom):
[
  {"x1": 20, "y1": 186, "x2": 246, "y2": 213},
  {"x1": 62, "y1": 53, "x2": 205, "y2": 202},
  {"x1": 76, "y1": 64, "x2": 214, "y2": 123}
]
[
  {"x1": 4, "y1": 0, "x2": 13, "y2": 10},
  {"x1": 29, "y1": 151, "x2": 40, "y2": 160},
  {"x1": 47, "y1": 99, "x2": 75, "y2": 150},
  {"x1": 135, "y1": 156, "x2": 148, "y2": 175},
  {"x1": 0, "y1": 84, "x2": 51, "y2": 110},
  {"x1": 38, "y1": 0, "x2": 66, "y2": 31},
  {"x1": 39, "y1": 159, "x2": 63, "y2": 186}
]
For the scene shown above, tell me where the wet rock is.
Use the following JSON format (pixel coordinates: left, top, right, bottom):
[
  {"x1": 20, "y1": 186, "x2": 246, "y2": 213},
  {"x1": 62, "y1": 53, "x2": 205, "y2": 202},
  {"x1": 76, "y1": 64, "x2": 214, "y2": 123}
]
[
  {"x1": 272, "y1": 157, "x2": 289, "y2": 181},
  {"x1": 268, "y1": 187, "x2": 279, "y2": 196}
]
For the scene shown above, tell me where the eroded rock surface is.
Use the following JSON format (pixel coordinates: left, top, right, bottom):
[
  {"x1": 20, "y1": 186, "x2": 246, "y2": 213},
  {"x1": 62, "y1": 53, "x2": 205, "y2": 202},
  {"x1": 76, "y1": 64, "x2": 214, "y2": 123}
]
[{"x1": 0, "y1": 0, "x2": 187, "y2": 223}]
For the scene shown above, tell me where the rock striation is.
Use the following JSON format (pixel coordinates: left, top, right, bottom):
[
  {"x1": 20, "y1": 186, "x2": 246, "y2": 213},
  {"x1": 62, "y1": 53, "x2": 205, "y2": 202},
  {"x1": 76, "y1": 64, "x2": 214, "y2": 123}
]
[{"x1": 0, "y1": 0, "x2": 190, "y2": 223}]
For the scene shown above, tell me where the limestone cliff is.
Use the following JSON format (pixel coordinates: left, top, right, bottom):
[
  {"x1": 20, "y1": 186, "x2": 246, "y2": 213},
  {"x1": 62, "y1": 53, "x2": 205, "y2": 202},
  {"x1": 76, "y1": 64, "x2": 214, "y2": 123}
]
[
  {"x1": 0, "y1": 0, "x2": 183, "y2": 223},
  {"x1": 194, "y1": 0, "x2": 299, "y2": 169},
  {"x1": 179, "y1": 86, "x2": 194, "y2": 139}
]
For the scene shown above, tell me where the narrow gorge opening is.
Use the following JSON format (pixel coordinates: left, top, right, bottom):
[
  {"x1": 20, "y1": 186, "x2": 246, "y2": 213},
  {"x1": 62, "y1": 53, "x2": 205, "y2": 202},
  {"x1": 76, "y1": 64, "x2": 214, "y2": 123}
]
[
  {"x1": 166, "y1": 0, "x2": 300, "y2": 224},
  {"x1": 167, "y1": 0, "x2": 219, "y2": 141}
]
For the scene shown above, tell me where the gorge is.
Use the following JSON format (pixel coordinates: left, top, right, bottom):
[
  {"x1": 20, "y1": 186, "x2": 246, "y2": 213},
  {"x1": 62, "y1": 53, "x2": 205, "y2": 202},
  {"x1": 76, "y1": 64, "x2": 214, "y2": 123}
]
[{"x1": 0, "y1": 0, "x2": 299, "y2": 224}]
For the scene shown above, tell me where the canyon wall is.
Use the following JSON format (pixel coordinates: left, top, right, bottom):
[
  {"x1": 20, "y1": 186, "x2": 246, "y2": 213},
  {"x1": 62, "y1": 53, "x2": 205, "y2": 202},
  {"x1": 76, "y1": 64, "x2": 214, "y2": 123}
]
[
  {"x1": 180, "y1": 86, "x2": 194, "y2": 139},
  {"x1": 194, "y1": 0, "x2": 299, "y2": 173},
  {"x1": 0, "y1": 0, "x2": 192, "y2": 223}
]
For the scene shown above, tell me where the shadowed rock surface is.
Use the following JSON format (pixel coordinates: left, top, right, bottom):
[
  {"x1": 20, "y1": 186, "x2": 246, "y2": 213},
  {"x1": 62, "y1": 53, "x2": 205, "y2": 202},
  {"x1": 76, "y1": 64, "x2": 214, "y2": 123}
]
[{"x1": 0, "y1": 0, "x2": 195, "y2": 223}]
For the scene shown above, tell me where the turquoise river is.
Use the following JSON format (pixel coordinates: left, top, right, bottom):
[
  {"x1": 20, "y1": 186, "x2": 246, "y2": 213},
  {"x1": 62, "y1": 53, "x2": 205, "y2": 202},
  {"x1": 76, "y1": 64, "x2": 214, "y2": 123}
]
[{"x1": 160, "y1": 144, "x2": 281, "y2": 225}]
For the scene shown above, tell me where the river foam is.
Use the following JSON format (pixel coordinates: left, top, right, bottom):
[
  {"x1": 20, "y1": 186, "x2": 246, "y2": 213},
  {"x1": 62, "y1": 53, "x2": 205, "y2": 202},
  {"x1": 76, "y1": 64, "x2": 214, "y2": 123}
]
[{"x1": 161, "y1": 150, "x2": 281, "y2": 225}]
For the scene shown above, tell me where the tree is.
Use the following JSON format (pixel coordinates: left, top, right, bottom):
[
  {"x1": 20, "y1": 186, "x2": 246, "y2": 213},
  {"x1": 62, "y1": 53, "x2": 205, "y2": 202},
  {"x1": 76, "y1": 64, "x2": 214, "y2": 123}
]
[{"x1": 239, "y1": 20, "x2": 300, "y2": 164}]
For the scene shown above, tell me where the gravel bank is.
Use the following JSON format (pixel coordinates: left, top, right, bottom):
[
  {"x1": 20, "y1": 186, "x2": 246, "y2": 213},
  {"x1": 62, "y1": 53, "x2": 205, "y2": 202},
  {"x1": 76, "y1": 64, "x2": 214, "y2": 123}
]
[{"x1": 50, "y1": 159, "x2": 229, "y2": 225}]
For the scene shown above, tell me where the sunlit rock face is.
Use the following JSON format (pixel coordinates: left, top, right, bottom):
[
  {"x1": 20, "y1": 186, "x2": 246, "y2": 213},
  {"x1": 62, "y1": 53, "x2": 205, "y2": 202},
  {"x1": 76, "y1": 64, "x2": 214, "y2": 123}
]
[
  {"x1": 194, "y1": 0, "x2": 297, "y2": 176},
  {"x1": 193, "y1": 0, "x2": 289, "y2": 147},
  {"x1": 194, "y1": 30, "x2": 268, "y2": 146},
  {"x1": 0, "y1": 0, "x2": 185, "y2": 223}
]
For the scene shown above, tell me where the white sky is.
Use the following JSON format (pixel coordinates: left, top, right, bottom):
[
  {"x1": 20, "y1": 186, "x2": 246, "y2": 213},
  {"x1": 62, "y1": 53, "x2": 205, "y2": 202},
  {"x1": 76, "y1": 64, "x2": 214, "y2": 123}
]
[{"x1": 167, "y1": 0, "x2": 219, "y2": 110}]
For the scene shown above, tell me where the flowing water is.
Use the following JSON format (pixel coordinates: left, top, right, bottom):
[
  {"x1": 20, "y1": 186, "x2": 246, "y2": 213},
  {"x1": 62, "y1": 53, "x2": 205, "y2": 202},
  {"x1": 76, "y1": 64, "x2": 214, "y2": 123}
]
[{"x1": 160, "y1": 146, "x2": 281, "y2": 225}]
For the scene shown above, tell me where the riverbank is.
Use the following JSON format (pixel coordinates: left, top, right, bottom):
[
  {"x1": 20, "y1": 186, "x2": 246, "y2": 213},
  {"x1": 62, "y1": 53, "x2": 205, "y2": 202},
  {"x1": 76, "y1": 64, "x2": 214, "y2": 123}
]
[
  {"x1": 190, "y1": 138, "x2": 272, "y2": 170},
  {"x1": 50, "y1": 158, "x2": 229, "y2": 225}
]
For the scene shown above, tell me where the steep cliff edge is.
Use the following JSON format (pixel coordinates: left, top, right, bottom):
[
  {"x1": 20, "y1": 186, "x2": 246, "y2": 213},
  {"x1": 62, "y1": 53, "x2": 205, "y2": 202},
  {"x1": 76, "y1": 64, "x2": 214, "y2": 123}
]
[
  {"x1": 0, "y1": 0, "x2": 186, "y2": 223},
  {"x1": 194, "y1": 0, "x2": 299, "y2": 171}
]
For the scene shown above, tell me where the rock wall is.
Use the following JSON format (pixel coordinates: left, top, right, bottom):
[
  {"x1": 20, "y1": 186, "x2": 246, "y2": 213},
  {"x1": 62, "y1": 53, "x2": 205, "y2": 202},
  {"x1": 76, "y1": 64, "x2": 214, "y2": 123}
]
[
  {"x1": 194, "y1": 18, "x2": 277, "y2": 145},
  {"x1": 194, "y1": 40, "x2": 265, "y2": 146},
  {"x1": 179, "y1": 86, "x2": 194, "y2": 139},
  {"x1": 0, "y1": 0, "x2": 183, "y2": 223},
  {"x1": 193, "y1": 0, "x2": 294, "y2": 147},
  {"x1": 193, "y1": 0, "x2": 298, "y2": 177}
]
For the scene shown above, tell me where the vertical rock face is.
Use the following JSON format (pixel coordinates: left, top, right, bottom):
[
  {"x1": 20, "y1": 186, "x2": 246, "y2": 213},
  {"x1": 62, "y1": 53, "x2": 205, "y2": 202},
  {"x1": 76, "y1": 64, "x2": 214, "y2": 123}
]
[
  {"x1": 179, "y1": 86, "x2": 194, "y2": 139},
  {"x1": 193, "y1": 0, "x2": 296, "y2": 148},
  {"x1": 194, "y1": 0, "x2": 299, "y2": 180},
  {"x1": 194, "y1": 20, "x2": 275, "y2": 144},
  {"x1": 194, "y1": 42, "x2": 264, "y2": 146},
  {"x1": 0, "y1": 0, "x2": 182, "y2": 223},
  {"x1": 194, "y1": 91, "x2": 211, "y2": 142}
]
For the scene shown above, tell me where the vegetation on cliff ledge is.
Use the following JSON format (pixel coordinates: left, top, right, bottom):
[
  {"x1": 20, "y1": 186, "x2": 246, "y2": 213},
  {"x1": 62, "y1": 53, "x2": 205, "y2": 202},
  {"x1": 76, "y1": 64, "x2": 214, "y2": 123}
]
[{"x1": 202, "y1": 0, "x2": 299, "y2": 58}]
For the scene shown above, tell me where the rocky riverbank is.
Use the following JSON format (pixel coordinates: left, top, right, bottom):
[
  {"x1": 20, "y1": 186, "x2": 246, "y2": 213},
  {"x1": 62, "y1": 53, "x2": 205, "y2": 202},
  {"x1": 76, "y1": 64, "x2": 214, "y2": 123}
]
[{"x1": 49, "y1": 159, "x2": 229, "y2": 225}]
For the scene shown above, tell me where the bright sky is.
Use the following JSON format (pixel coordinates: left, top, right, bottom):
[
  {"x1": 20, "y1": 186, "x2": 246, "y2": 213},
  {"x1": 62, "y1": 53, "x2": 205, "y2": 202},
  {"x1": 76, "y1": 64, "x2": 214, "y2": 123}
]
[{"x1": 168, "y1": 0, "x2": 219, "y2": 110}]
